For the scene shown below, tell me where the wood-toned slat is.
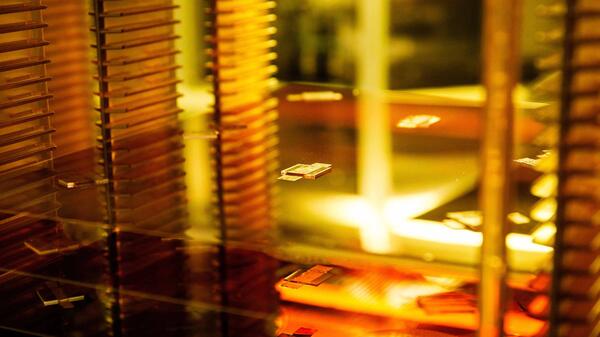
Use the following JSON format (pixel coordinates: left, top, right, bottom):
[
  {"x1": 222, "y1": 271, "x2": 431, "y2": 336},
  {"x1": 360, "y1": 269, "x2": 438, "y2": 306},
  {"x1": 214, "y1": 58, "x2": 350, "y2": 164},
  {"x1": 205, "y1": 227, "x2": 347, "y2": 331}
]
[
  {"x1": 0, "y1": 21, "x2": 47, "y2": 34},
  {"x1": 93, "y1": 4, "x2": 178, "y2": 17},
  {"x1": 0, "y1": 76, "x2": 51, "y2": 90},
  {"x1": 98, "y1": 19, "x2": 179, "y2": 34},
  {"x1": 96, "y1": 34, "x2": 180, "y2": 50},
  {"x1": 0, "y1": 57, "x2": 50, "y2": 72},
  {"x1": 0, "y1": 93, "x2": 53, "y2": 110},
  {"x1": 0, "y1": 2, "x2": 46, "y2": 15},
  {"x1": 0, "y1": 39, "x2": 49, "y2": 53}
]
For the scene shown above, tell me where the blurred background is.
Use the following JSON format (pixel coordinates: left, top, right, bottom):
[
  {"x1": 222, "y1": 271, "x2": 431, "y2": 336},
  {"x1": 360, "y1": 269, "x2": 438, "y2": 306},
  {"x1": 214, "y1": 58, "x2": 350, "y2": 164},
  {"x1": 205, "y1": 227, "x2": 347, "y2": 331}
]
[{"x1": 179, "y1": 0, "x2": 552, "y2": 89}]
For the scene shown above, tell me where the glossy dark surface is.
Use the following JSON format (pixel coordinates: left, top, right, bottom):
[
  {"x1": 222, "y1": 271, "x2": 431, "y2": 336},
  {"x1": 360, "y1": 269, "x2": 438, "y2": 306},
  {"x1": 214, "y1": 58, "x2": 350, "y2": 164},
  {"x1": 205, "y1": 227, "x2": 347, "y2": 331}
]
[{"x1": 0, "y1": 83, "x2": 549, "y2": 337}]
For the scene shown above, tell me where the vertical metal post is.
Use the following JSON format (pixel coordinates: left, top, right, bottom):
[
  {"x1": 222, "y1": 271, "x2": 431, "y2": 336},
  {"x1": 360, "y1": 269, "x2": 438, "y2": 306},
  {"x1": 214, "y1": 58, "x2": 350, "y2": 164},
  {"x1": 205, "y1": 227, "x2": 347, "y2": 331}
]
[
  {"x1": 91, "y1": 1, "x2": 121, "y2": 335},
  {"x1": 207, "y1": 2, "x2": 230, "y2": 336},
  {"x1": 550, "y1": 1, "x2": 576, "y2": 336},
  {"x1": 479, "y1": 0, "x2": 521, "y2": 336}
]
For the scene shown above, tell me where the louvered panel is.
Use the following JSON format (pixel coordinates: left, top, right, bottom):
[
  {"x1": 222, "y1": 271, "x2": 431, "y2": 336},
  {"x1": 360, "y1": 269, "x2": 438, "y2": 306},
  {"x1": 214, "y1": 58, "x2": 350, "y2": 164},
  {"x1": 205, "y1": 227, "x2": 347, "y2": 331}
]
[
  {"x1": 89, "y1": 0, "x2": 186, "y2": 232},
  {"x1": 209, "y1": 0, "x2": 278, "y2": 245},
  {"x1": 0, "y1": 8, "x2": 72, "y2": 335},
  {"x1": 0, "y1": 0, "x2": 56, "y2": 214},
  {"x1": 551, "y1": 0, "x2": 600, "y2": 336},
  {"x1": 207, "y1": 1, "x2": 280, "y2": 337},
  {"x1": 88, "y1": 1, "x2": 188, "y2": 336},
  {"x1": 43, "y1": 0, "x2": 93, "y2": 156},
  {"x1": 0, "y1": 0, "x2": 54, "y2": 179}
]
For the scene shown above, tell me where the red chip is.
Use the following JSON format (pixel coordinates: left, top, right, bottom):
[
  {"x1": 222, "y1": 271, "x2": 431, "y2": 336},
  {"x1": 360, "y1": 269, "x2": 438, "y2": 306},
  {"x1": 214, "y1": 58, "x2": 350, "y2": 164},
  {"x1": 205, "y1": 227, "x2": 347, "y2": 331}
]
[{"x1": 293, "y1": 327, "x2": 317, "y2": 336}]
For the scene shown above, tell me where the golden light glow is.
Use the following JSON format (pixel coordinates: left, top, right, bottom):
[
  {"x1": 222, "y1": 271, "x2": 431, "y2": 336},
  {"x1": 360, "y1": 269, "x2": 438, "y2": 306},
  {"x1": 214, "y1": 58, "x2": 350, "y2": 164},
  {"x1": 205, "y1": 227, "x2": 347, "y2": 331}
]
[
  {"x1": 530, "y1": 198, "x2": 557, "y2": 223},
  {"x1": 507, "y1": 212, "x2": 531, "y2": 225},
  {"x1": 295, "y1": 193, "x2": 552, "y2": 272},
  {"x1": 531, "y1": 223, "x2": 556, "y2": 246},
  {"x1": 356, "y1": 0, "x2": 392, "y2": 254},
  {"x1": 531, "y1": 173, "x2": 557, "y2": 198},
  {"x1": 179, "y1": 86, "x2": 214, "y2": 233},
  {"x1": 277, "y1": 268, "x2": 546, "y2": 336}
]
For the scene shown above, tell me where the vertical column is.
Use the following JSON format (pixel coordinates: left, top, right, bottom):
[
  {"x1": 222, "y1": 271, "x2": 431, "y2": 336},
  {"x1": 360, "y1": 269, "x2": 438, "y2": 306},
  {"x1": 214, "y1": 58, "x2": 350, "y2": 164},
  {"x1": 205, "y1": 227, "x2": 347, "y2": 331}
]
[
  {"x1": 89, "y1": 2, "x2": 119, "y2": 335},
  {"x1": 478, "y1": 0, "x2": 521, "y2": 336},
  {"x1": 356, "y1": 0, "x2": 393, "y2": 254},
  {"x1": 207, "y1": 1, "x2": 280, "y2": 336},
  {"x1": 208, "y1": 0, "x2": 279, "y2": 244}
]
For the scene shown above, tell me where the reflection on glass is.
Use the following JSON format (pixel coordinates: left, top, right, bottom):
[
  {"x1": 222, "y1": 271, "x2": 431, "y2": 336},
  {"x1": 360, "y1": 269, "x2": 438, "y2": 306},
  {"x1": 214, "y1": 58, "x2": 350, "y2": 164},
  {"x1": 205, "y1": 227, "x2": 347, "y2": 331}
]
[{"x1": 0, "y1": 0, "x2": 577, "y2": 336}]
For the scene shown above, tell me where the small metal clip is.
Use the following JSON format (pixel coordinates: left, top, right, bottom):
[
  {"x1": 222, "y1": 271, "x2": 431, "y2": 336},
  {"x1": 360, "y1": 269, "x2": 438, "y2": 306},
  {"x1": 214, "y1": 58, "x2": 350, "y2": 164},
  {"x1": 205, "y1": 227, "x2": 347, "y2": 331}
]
[
  {"x1": 279, "y1": 163, "x2": 332, "y2": 181},
  {"x1": 25, "y1": 234, "x2": 81, "y2": 256},
  {"x1": 36, "y1": 282, "x2": 85, "y2": 309},
  {"x1": 286, "y1": 91, "x2": 342, "y2": 102},
  {"x1": 282, "y1": 265, "x2": 333, "y2": 288},
  {"x1": 278, "y1": 327, "x2": 317, "y2": 337},
  {"x1": 57, "y1": 174, "x2": 108, "y2": 189},
  {"x1": 396, "y1": 115, "x2": 441, "y2": 129},
  {"x1": 446, "y1": 210, "x2": 482, "y2": 230}
]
